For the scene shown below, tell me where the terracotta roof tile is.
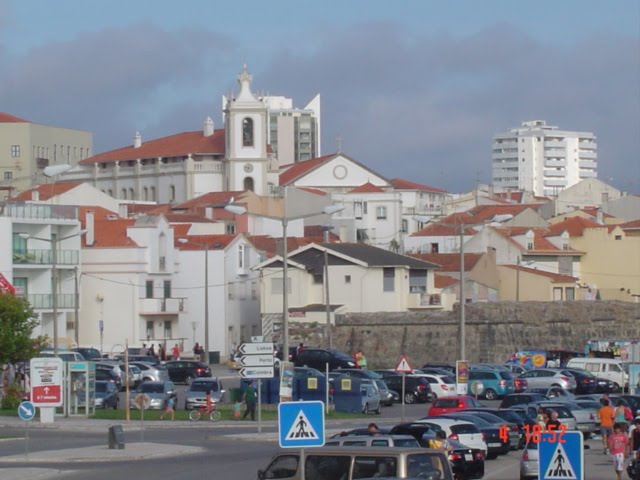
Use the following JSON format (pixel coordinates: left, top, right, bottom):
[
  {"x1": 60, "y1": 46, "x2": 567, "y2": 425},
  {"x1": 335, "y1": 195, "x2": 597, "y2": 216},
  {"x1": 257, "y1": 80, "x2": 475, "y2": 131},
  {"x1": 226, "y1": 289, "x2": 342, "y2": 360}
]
[
  {"x1": 389, "y1": 178, "x2": 447, "y2": 193},
  {"x1": 502, "y1": 265, "x2": 577, "y2": 283},
  {"x1": 80, "y1": 129, "x2": 225, "y2": 164},
  {"x1": 620, "y1": 219, "x2": 640, "y2": 230},
  {"x1": 175, "y1": 234, "x2": 236, "y2": 250},
  {"x1": 248, "y1": 235, "x2": 317, "y2": 258},
  {"x1": 298, "y1": 187, "x2": 328, "y2": 196},
  {"x1": 164, "y1": 213, "x2": 215, "y2": 223},
  {"x1": 124, "y1": 203, "x2": 170, "y2": 216},
  {"x1": 171, "y1": 224, "x2": 192, "y2": 239},
  {"x1": 349, "y1": 182, "x2": 385, "y2": 193},
  {"x1": 79, "y1": 206, "x2": 120, "y2": 221},
  {"x1": 545, "y1": 217, "x2": 604, "y2": 237},
  {"x1": 173, "y1": 191, "x2": 244, "y2": 210},
  {"x1": 410, "y1": 223, "x2": 478, "y2": 237},
  {"x1": 409, "y1": 252, "x2": 483, "y2": 272},
  {"x1": 83, "y1": 218, "x2": 138, "y2": 248},
  {"x1": 0, "y1": 112, "x2": 29, "y2": 123},
  {"x1": 11, "y1": 182, "x2": 81, "y2": 201},
  {"x1": 581, "y1": 207, "x2": 615, "y2": 219},
  {"x1": 279, "y1": 154, "x2": 336, "y2": 185},
  {"x1": 435, "y1": 274, "x2": 459, "y2": 289},
  {"x1": 303, "y1": 226, "x2": 340, "y2": 242},
  {"x1": 467, "y1": 204, "x2": 542, "y2": 222}
]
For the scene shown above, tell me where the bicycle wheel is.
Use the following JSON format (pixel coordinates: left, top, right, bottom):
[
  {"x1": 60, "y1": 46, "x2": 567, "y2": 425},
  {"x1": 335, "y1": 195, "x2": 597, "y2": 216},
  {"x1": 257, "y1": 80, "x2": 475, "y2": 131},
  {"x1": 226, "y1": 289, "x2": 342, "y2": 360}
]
[
  {"x1": 209, "y1": 410, "x2": 221, "y2": 422},
  {"x1": 189, "y1": 409, "x2": 201, "y2": 421}
]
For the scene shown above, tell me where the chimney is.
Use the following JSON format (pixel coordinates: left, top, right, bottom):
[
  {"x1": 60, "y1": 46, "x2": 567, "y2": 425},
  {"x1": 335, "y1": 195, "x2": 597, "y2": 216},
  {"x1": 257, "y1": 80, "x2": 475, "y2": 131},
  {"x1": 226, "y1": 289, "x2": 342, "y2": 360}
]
[
  {"x1": 205, "y1": 207, "x2": 213, "y2": 219},
  {"x1": 119, "y1": 203, "x2": 128, "y2": 218},
  {"x1": 596, "y1": 208, "x2": 604, "y2": 224},
  {"x1": 203, "y1": 116, "x2": 214, "y2": 137},
  {"x1": 133, "y1": 131, "x2": 142, "y2": 148},
  {"x1": 86, "y1": 211, "x2": 95, "y2": 246},
  {"x1": 31, "y1": 189, "x2": 40, "y2": 201}
]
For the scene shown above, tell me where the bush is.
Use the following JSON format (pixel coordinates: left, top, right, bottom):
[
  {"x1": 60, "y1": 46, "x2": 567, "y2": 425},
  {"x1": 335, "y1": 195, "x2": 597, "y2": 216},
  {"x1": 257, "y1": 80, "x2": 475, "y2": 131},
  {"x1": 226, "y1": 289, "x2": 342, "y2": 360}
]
[{"x1": 1, "y1": 383, "x2": 25, "y2": 410}]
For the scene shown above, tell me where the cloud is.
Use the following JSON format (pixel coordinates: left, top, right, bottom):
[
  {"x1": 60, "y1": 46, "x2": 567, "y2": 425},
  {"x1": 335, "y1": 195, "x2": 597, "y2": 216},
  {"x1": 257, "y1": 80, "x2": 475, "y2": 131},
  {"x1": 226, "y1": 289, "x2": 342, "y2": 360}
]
[{"x1": 259, "y1": 22, "x2": 640, "y2": 191}]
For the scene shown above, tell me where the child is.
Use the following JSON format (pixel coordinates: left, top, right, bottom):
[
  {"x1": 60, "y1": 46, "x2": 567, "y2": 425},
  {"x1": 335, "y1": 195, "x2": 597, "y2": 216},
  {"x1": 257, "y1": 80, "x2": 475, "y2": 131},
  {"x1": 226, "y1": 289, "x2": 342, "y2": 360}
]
[
  {"x1": 233, "y1": 401, "x2": 242, "y2": 420},
  {"x1": 160, "y1": 396, "x2": 176, "y2": 421},
  {"x1": 608, "y1": 422, "x2": 629, "y2": 480}
]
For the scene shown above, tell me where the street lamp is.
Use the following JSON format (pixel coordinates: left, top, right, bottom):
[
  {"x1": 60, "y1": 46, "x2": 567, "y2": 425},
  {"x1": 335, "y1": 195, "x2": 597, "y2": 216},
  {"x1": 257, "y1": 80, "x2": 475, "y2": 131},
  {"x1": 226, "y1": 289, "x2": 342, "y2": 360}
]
[
  {"x1": 177, "y1": 238, "x2": 212, "y2": 364},
  {"x1": 319, "y1": 225, "x2": 335, "y2": 348},
  {"x1": 20, "y1": 229, "x2": 86, "y2": 356},
  {"x1": 225, "y1": 199, "x2": 344, "y2": 360}
]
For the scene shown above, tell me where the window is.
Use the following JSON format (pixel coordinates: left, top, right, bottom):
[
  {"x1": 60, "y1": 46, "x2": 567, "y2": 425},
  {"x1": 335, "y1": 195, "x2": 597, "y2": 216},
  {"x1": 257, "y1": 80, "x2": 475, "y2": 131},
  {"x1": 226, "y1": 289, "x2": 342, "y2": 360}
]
[
  {"x1": 313, "y1": 273, "x2": 323, "y2": 284},
  {"x1": 566, "y1": 287, "x2": 575, "y2": 301},
  {"x1": 129, "y1": 187, "x2": 134, "y2": 199},
  {"x1": 145, "y1": 281, "x2": 153, "y2": 298},
  {"x1": 354, "y1": 201, "x2": 363, "y2": 219},
  {"x1": 376, "y1": 206, "x2": 387, "y2": 219},
  {"x1": 121, "y1": 188, "x2": 127, "y2": 200},
  {"x1": 163, "y1": 280, "x2": 171, "y2": 298},
  {"x1": 431, "y1": 243, "x2": 439, "y2": 253},
  {"x1": 238, "y1": 244, "x2": 251, "y2": 270},
  {"x1": 401, "y1": 219, "x2": 408, "y2": 233},
  {"x1": 170, "y1": 185, "x2": 176, "y2": 202},
  {"x1": 352, "y1": 456, "x2": 397, "y2": 478},
  {"x1": 150, "y1": 186, "x2": 156, "y2": 201},
  {"x1": 243, "y1": 176, "x2": 254, "y2": 191},
  {"x1": 383, "y1": 267, "x2": 395, "y2": 292},
  {"x1": 527, "y1": 242, "x2": 533, "y2": 250},
  {"x1": 345, "y1": 275, "x2": 351, "y2": 284},
  {"x1": 12, "y1": 277, "x2": 27, "y2": 297},
  {"x1": 263, "y1": 455, "x2": 298, "y2": 479},
  {"x1": 164, "y1": 320, "x2": 172, "y2": 339},
  {"x1": 242, "y1": 118, "x2": 254, "y2": 147},
  {"x1": 271, "y1": 277, "x2": 292, "y2": 294},
  {"x1": 615, "y1": 235, "x2": 622, "y2": 241},
  {"x1": 356, "y1": 229, "x2": 369, "y2": 242},
  {"x1": 409, "y1": 270, "x2": 427, "y2": 293},
  {"x1": 4, "y1": 171, "x2": 12, "y2": 180},
  {"x1": 553, "y1": 287, "x2": 563, "y2": 301},
  {"x1": 10, "y1": 145, "x2": 20, "y2": 157},
  {"x1": 143, "y1": 187, "x2": 148, "y2": 201}
]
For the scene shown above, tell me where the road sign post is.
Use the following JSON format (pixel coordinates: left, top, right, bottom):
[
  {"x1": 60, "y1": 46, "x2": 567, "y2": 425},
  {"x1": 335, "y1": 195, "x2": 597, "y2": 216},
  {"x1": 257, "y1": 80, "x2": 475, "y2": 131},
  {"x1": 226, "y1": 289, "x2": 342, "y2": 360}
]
[
  {"x1": 30, "y1": 357, "x2": 63, "y2": 424},
  {"x1": 239, "y1": 341, "x2": 275, "y2": 433},
  {"x1": 538, "y1": 431, "x2": 583, "y2": 480},
  {"x1": 395, "y1": 355, "x2": 413, "y2": 422},
  {"x1": 134, "y1": 393, "x2": 151, "y2": 443},
  {"x1": 18, "y1": 401, "x2": 35, "y2": 459}
]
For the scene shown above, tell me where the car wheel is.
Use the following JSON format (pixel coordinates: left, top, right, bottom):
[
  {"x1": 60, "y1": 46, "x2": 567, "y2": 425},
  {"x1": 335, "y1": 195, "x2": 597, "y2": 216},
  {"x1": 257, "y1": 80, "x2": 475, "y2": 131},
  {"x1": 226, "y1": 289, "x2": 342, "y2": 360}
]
[
  {"x1": 426, "y1": 393, "x2": 436, "y2": 403},
  {"x1": 404, "y1": 392, "x2": 416, "y2": 404},
  {"x1": 363, "y1": 403, "x2": 369, "y2": 414},
  {"x1": 185, "y1": 375, "x2": 194, "y2": 386},
  {"x1": 484, "y1": 388, "x2": 498, "y2": 401},
  {"x1": 613, "y1": 382, "x2": 621, "y2": 392}
]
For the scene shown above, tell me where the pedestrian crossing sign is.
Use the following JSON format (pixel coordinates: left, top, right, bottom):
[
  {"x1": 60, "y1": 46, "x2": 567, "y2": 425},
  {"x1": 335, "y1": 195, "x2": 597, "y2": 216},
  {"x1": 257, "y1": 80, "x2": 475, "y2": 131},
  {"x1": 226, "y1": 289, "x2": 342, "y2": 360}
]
[
  {"x1": 539, "y1": 431, "x2": 583, "y2": 480},
  {"x1": 278, "y1": 401, "x2": 325, "y2": 448}
]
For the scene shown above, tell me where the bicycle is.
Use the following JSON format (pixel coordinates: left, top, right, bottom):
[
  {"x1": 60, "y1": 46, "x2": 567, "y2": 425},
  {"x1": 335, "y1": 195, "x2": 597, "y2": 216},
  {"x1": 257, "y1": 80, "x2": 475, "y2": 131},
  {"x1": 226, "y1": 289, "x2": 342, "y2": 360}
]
[{"x1": 189, "y1": 403, "x2": 221, "y2": 422}]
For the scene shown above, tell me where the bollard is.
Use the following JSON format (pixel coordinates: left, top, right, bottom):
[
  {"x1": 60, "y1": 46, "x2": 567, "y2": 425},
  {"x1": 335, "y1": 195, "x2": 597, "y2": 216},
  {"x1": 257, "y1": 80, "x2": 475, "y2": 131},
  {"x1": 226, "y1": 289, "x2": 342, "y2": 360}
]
[{"x1": 108, "y1": 425, "x2": 125, "y2": 450}]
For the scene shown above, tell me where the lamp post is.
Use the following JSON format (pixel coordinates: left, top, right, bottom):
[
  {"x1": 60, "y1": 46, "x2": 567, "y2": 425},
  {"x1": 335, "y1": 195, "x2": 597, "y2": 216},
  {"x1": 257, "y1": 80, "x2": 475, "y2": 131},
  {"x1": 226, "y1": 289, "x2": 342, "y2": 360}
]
[
  {"x1": 320, "y1": 225, "x2": 335, "y2": 348},
  {"x1": 20, "y1": 229, "x2": 86, "y2": 356},
  {"x1": 177, "y1": 238, "x2": 211, "y2": 364},
  {"x1": 225, "y1": 200, "x2": 344, "y2": 361}
]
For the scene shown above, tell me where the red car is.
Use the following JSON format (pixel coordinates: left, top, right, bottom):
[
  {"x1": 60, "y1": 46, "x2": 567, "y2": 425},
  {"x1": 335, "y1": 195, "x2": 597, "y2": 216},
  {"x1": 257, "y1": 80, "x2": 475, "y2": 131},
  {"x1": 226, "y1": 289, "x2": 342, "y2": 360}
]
[
  {"x1": 427, "y1": 395, "x2": 483, "y2": 416},
  {"x1": 514, "y1": 377, "x2": 528, "y2": 393}
]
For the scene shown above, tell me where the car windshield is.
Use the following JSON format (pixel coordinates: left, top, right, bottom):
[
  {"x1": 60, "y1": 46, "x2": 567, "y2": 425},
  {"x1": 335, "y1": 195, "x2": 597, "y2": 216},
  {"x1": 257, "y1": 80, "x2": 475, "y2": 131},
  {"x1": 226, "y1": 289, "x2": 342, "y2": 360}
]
[
  {"x1": 455, "y1": 415, "x2": 491, "y2": 427},
  {"x1": 139, "y1": 384, "x2": 164, "y2": 394},
  {"x1": 95, "y1": 383, "x2": 111, "y2": 393},
  {"x1": 450, "y1": 423, "x2": 479, "y2": 434},
  {"x1": 441, "y1": 376, "x2": 455, "y2": 384},
  {"x1": 499, "y1": 371, "x2": 513, "y2": 380},
  {"x1": 434, "y1": 398, "x2": 460, "y2": 408},
  {"x1": 374, "y1": 380, "x2": 387, "y2": 390},
  {"x1": 190, "y1": 382, "x2": 219, "y2": 392},
  {"x1": 331, "y1": 350, "x2": 354, "y2": 362},
  {"x1": 407, "y1": 453, "x2": 447, "y2": 478}
]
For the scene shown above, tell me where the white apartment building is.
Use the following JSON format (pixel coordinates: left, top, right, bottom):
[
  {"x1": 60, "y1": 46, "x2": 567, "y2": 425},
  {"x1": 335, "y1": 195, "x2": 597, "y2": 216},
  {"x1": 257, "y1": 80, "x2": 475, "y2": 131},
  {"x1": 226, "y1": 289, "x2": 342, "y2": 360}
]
[
  {"x1": 492, "y1": 120, "x2": 597, "y2": 197},
  {"x1": 0, "y1": 202, "x2": 84, "y2": 345},
  {"x1": 0, "y1": 112, "x2": 92, "y2": 195}
]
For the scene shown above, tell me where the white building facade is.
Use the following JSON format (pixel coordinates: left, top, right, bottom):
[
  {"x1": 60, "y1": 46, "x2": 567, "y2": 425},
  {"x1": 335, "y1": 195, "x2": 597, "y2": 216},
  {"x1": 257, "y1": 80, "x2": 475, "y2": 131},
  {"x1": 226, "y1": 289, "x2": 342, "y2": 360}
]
[{"x1": 492, "y1": 120, "x2": 597, "y2": 197}]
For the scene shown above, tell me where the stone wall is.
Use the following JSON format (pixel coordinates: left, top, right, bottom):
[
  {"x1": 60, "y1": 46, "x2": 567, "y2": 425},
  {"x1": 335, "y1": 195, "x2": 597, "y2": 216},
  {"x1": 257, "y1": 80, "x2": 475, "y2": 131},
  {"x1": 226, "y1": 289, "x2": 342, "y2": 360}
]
[{"x1": 288, "y1": 301, "x2": 640, "y2": 369}]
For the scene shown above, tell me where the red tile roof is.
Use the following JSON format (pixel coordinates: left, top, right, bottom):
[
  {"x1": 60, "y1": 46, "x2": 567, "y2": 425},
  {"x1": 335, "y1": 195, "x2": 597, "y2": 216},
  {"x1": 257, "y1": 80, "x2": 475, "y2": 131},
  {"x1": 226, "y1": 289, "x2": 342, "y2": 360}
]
[
  {"x1": 298, "y1": 187, "x2": 328, "y2": 196},
  {"x1": 581, "y1": 207, "x2": 615, "y2": 219},
  {"x1": 545, "y1": 217, "x2": 604, "y2": 237},
  {"x1": 278, "y1": 154, "x2": 336, "y2": 185},
  {"x1": 171, "y1": 223, "x2": 192, "y2": 239},
  {"x1": 502, "y1": 265, "x2": 577, "y2": 283},
  {"x1": 83, "y1": 218, "x2": 138, "y2": 248},
  {"x1": 79, "y1": 206, "x2": 121, "y2": 221},
  {"x1": 493, "y1": 191, "x2": 524, "y2": 203},
  {"x1": 467, "y1": 204, "x2": 542, "y2": 222},
  {"x1": 409, "y1": 252, "x2": 483, "y2": 272},
  {"x1": 248, "y1": 235, "x2": 318, "y2": 258},
  {"x1": 435, "y1": 274, "x2": 459, "y2": 289},
  {"x1": 303, "y1": 226, "x2": 341, "y2": 242},
  {"x1": 11, "y1": 182, "x2": 81, "y2": 201},
  {"x1": 389, "y1": 178, "x2": 447, "y2": 193},
  {"x1": 620, "y1": 219, "x2": 640, "y2": 230},
  {"x1": 79, "y1": 129, "x2": 226, "y2": 164},
  {"x1": 0, "y1": 112, "x2": 29, "y2": 123},
  {"x1": 124, "y1": 203, "x2": 170, "y2": 216},
  {"x1": 173, "y1": 191, "x2": 244, "y2": 210},
  {"x1": 349, "y1": 182, "x2": 385, "y2": 193},
  {"x1": 164, "y1": 213, "x2": 215, "y2": 224},
  {"x1": 410, "y1": 223, "x2": 478, "y2": 237},
  {"x1": 175, "y1": 234, "x2": 236, "y2": 250},
  {"x1": 493, "y1": 226, "x2": 583, "y2": 255}
]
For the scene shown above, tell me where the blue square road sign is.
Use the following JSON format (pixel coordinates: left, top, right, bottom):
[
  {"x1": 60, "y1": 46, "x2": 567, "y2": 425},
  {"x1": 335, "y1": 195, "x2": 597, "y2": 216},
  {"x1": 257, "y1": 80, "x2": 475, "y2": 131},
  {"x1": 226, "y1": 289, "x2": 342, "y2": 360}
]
[
  {"x1": 539, "y1": 431, "x2": 583, "y2": 480},
  {"x1": 278, "y1": 401, "x2": 325, "y2": 448}
]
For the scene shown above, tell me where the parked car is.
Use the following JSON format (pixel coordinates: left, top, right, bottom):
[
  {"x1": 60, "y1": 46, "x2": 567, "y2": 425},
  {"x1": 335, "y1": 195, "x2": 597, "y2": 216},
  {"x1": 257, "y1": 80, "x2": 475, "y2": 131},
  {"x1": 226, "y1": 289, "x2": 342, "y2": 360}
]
[
  {"x1": 361, "y1": 380, "x2": 382, "y2": 414},
  {"x1": 184, "y1": 378, "x2": 225, "y2": 410},
  {"x1": 127, "y1": 364, "x2": 143, "y2": 387},
  {"x1": 164, "y1": 360, "x2": 211, "y2": 384},
  {"x1": 128, "y1": 381, "x2": 177, "y2": 410},
  {"x1": 524, "y1": 387, "x2": 576, "y2": 401},
  {"x1": 503, "y1": 363, "x2": 531, "y2": 376},
  {"x1": 72, "y1": 347, "x2": 102, "y2": 361},
  {"x1": 414, "y1": 373, "x2": 457, "y2": 399},
  {"x1": 519, "y1": 440, "x2": 539, "y2": 480},
  {"x1": 439, "y1": 413, "x2": 510, "y2": 459},
  {"x1": 372, "y1": 369, "x2": 401, "y2": 379},
  {"x1": 562, "y1": 367, "x2": 614, "y2": 394},
  {"x1": 415, "y1": 417, "x2": 488, "y2": 455},
  {"x1": 384, "y1": 375, "x2": 435, "y2": 404},
  {"x1": 514, "y1": 377, "x2": 528, "y2": 393},
  {"x1": 459, "y1": 410, "x2": 520, "y2": 450},
  {"x1": 467, "y1": 407, "x2": 536, "y2": 448},
  {"x1": 325, "y1": 434, "x2": 419, "y2": 448},
  {"x1": 294, "y1": 348, "x2": 356, "y2": 371},
  {"x1": 94, "y1": 367, "x2": 121, "y2": 389},
  {"x1": 467, "y1": 369, "x2": 515, "y2": 400},
  {"x1": 536, "y1": 400, "x2": 597, "y2": 437},
  {"x1": 40, "y1": 349, "x2": 85, "y2": 362},
  {"x1": 428, "y1": 396, "x2": 484, "y2": 416},
  {"x1": 95, "y1": 362, "x2": 125, "y2": 390},
  {"x1": 93, "y1": 380, "x2": 119, "y2": 409},
  {"x1": 499, "y1": 393, "x2": 549, "y2": 409},
  {"x1": 415, "y1": 367, "x2": 455, "y2": 377},
  {"x1": 374, "y1": 379, "x2": 395, "y2": 407},
  {"x1": 522, "y1": 403, "x2": 579, "y2": 431},
  {"x1": 335, "y1": 368, "x2": 382, "y2": 380},
  {"x1": 389, "y1": 422, "x2": 485, "y2": 480},
  {"x1": 422, "y1": 363, "x2": 456, "y2": 375},
  {"x1": 114, "y1": 354, "x2": 161, "y2": 365},
  {"x1": 130, "y1": 361, "x2": 170, "y2": 382},
  {"x1": 566, "y1": 357, "x2": 627, "y2": 390},
  {"x1": 330, "y1": 427, "x2": 391, "y2": 438},
  {"x1": 517, "y1": 368, "x2": 577, "y2": 391}
]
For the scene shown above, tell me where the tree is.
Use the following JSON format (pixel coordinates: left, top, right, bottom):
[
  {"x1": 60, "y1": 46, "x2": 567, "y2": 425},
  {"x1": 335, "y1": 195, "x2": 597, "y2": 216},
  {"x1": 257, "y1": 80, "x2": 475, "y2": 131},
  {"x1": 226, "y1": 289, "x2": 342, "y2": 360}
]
[{"x1": 0, "y1": 293, "x2": 43, "y2": 363}]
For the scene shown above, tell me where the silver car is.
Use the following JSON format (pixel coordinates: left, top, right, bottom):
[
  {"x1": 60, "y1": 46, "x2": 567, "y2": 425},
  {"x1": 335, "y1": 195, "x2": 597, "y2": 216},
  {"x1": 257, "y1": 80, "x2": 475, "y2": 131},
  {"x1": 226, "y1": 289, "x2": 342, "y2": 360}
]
[
  {"x1": 374, "y1": 379, "x2": 394, "y2": 407},
  {"x1": 130, "y1": 361, "x2": 170, "y2": 382},
  {"x1": 361, "y1": 379, "x2": 381, "y2": 415},
  {"x1": 184, "y1": 378, "x2": 225, "y2": 410},
  {"x1": 517, "y1": 368, "x2": 577, "y2": 391},
  {"x1": 128, "y1": 380, "x2": 177, "y2": 410},
  {"x1": 520, "y1": 440, "x2": 539, "y2": 480}
]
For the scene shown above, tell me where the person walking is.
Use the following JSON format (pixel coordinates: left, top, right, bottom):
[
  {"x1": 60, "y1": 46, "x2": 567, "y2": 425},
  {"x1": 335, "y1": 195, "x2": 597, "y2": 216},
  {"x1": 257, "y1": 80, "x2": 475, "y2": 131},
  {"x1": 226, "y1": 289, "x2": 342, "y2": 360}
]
[
  {"x1": 357, "y1": 350, "x2": 368, "y2": 370},
  {"x1": 193, "y1": 342, "x2": 201, "y2": 361},
  {"x1": 599, "y1": 399, "x2": 615, "y2": 454},
  {"x1": 148, "y1": 344, "x2": 156, "y2": 359},
  {"x1": 158, "y1": 344, "x2": 166, "y2": 361},
  {"x1": 160, "y1": 396, "x2": 175, "y2": 421},
  {"x1": 608, "y1": 423, "x2": 630, "y2": 480},
  {"x1": 242, "y1": 381, "x2": 257, "y2": 421},
  {"x1": 139, "y1": 343, "x2": 148, "y2": 356},
  {"x1": 171, "y1": 343, "x2": 181, "y2": 361},
  {"x1": 546, "y1": 410, "x2": 562, "y2": 431},
  {"x1": 630, "y1": 419, "x2": 640, "y2": 452}
]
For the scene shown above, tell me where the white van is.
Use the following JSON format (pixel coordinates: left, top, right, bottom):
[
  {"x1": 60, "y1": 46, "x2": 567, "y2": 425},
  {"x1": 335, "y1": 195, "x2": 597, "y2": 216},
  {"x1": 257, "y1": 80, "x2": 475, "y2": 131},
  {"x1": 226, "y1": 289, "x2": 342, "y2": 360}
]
[{"x1": 566, "y1": 357, "x2": 627, "y2": 389}]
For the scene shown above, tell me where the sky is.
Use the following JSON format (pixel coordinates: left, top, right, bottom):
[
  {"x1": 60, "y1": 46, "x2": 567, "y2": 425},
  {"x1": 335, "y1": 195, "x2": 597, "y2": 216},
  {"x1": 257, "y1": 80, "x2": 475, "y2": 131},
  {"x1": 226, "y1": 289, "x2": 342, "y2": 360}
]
[{"x1": 0, "y1": 0, "x2": 639, "y2": 192}]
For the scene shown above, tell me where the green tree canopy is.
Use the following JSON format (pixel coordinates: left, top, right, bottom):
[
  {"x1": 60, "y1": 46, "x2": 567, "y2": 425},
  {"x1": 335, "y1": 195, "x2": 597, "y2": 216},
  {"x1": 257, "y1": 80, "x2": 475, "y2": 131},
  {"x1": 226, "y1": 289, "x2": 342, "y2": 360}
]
[{"x1": 0, "y1": 293, "x2": 42, "y2": 363}]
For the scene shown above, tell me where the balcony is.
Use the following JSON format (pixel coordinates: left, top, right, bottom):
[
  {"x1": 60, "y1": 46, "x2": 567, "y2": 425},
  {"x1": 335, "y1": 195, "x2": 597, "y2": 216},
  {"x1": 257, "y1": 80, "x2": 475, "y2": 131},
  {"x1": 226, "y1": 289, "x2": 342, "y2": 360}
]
[
  {"x1": 13, "y1": 249, "x2": 79, "y2": 265},
  {"x1": 579, "y1": 171, "x2": 597, "y2": 178},
  {"x1": 3, "y1": 203, "x2": 78, "y2": 221},
  {"x1": 579, "y1": 141, "x2": 597, "y2": 150},
  {"x1": 408, "y1": 292, "x2": 442, "y2": 309},
  {"x1": 578, "y1": 150, "x2": 597, "y2": 160},
  {"x1": 545, "y1": 140, "x2": 566, "y2": 148},
  {"x1": 544, "y1": 178, "x2": 568, "y2": 187},
  {"x1": 492, "y1": 152, "x2": 518, "y2": 160},
  {"x1": 26, "y1": 294, "x2": 76, "y2": 309},
  {"x1": 544, "y1": 170, "x2": 566, "y2": 178},
  {"x1": 544, "y1": 159, "x2": 566, "y2": 168},
  {"x1": 402, "y1": 206, "x2": 442, "y2": 216},
  {"x1": 579, "y1": 160, "x2": 597, "y2": 169},
  {"x1": 139, "y1": 297, "x2": 187, "y2": 315}
]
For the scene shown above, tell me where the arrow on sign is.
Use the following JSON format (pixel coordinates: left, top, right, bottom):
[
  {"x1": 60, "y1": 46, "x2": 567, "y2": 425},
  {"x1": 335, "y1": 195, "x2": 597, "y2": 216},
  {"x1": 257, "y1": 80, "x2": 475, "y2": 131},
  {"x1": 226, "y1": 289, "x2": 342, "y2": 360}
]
[
  {"x1": 240, "y1": 367, "x2": 274, "y2": 378},
  {"x1": 44, "y1": 387, "x2": 50, "y2": 394},
  {"x1": 238, "y1": 354, "x2": 274, "y2": 367},
  {"x1": 238, "y1": 342, "x2": 273, "y2": 355}
]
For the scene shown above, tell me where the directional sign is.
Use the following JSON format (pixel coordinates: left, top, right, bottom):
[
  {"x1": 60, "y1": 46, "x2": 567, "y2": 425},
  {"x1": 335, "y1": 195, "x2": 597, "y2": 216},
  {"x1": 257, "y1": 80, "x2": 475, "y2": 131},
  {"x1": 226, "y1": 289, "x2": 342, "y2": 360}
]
[
  {"x1": 278, "y1": 401, "x2": 325, "y2": 448},
  {"x1": 395, "y1": 355, "x2": 413, "y2": 373},
  {"x1": 539, "y1": 431, "x2": 583, "y2": 480},
  {"x1": 237, "y1": 354, "x2": 275, "y2": 367},
  {"x1": 18, "y1": 401, "x2": 36, "y2": 421},
  {"x1": 240, "y1": 367, "x2": 275, "y2": 379},
  {"x1": 238, "y1": 342, "x2": 273, "y2": 355},
  {"x1": 30, "y1": 357, "x2": 63, "y2": 407}
]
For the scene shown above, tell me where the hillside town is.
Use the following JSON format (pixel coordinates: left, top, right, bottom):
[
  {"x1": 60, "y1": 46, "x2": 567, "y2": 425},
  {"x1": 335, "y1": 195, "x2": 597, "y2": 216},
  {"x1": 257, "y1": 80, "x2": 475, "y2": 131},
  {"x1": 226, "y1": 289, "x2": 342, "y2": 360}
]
[{"x1": 1, "y1": 67, "x2": 638, "y2": 366}]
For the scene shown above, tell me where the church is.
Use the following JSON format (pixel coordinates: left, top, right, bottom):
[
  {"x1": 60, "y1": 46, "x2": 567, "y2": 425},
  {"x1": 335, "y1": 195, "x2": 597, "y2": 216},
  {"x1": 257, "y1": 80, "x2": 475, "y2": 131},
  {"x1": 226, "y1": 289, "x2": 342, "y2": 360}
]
[{"x1": 61, "y1": 66, "x2": 280, "y2": 203}]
